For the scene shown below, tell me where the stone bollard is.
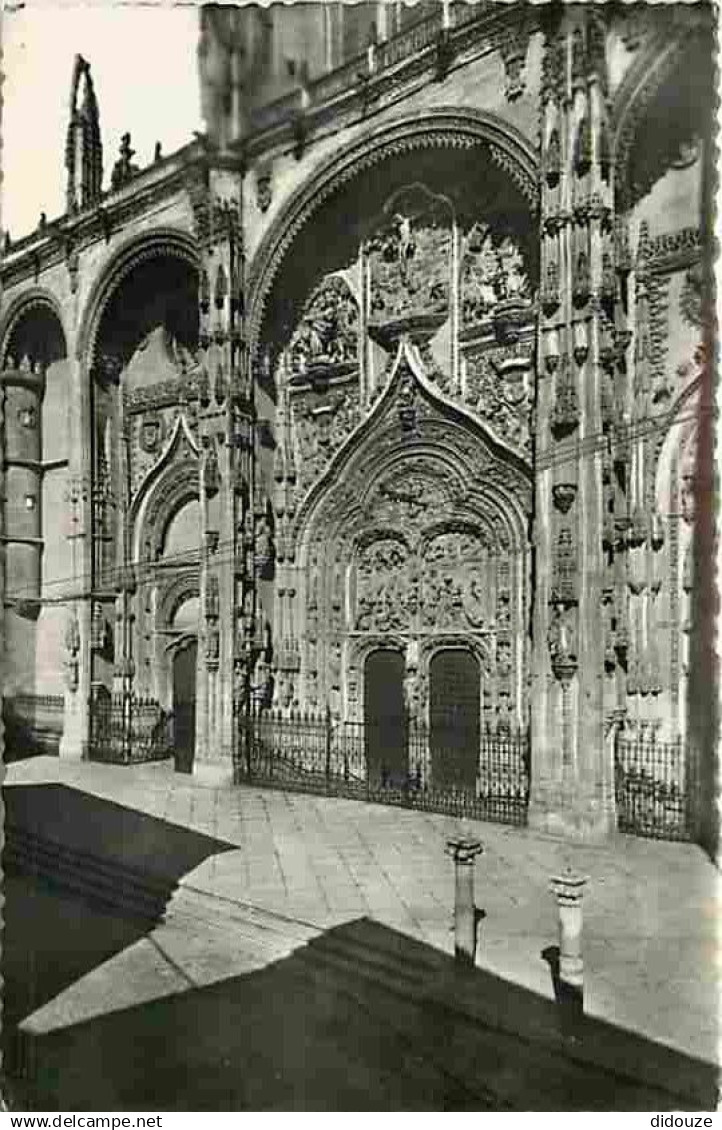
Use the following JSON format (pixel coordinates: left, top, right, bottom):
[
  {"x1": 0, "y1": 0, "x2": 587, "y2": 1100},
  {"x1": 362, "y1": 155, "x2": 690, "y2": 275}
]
[
  {"x1": 550, "y1": 867, "x2": 588, "y2": 1034},
  {"x1": 446, "y1": 835, "x2": 483, "y2": 965}
]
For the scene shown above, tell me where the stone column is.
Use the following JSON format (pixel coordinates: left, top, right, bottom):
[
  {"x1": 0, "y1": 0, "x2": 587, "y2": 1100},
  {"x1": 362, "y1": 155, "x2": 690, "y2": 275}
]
[
  {"x1": 550, "y1": 867, "x2": 588, "y2": 1029},
  {"x1": 446, "y1": 835, "x2": 483, "y2": 965},
  {"x1": 191, "y1": 159, "x2": 246, "y2": 786},
  {"x1": 529, "y1": 9, "x2": 616, "y2": 840},
  {"x1": 60, "y1": 347, "x2": 92, "y2": 761}
]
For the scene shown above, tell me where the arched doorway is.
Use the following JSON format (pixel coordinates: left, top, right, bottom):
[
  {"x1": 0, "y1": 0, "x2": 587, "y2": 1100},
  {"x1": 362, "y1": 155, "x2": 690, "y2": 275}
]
[
  {"x1": 173, "y1": 637, "x2": 197, "y2": 774},
  {"x1": 429, "y1": 649, "x2": 479, "y2": 790},
  {"x1": 364, "y1": 649, "x2": 407, "y2": 787}
]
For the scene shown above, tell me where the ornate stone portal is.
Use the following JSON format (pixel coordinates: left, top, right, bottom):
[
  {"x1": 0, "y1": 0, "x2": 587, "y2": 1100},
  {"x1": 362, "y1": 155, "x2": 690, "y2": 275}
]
[
  {"x1": 273, "y1": 334, "x2": 531, "y2": 764},
  {"x1": 265, "y1": 179, "x2": 534, "y2": 768}
]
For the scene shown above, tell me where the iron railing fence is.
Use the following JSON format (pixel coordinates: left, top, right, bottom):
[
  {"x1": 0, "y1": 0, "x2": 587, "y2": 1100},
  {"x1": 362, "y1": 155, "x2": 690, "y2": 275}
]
[
  {"x1": 614, "y1": 730, "x2": 692, "y2": 841},
  {"x1": 88, "y1": 691, "x2": 173, "y2": 765},
  {"x1": 235, "y1": 710, "x2": 530, "y2": 826}
]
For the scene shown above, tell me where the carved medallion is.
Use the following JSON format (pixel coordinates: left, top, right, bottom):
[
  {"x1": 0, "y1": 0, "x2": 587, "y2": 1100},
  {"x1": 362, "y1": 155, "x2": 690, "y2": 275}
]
[{"x1": 463, "y1": 344, "x2": 533, "y2": 454}]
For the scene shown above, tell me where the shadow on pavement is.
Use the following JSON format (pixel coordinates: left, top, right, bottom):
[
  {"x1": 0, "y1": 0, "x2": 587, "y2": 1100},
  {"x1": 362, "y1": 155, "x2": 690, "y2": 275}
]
[
  {"x1": 14, "y1": 917, "x2": 720, "y2": 1113},
  {"x1": 2, "y1": 783, "x2": 235, "y2": 1099}
]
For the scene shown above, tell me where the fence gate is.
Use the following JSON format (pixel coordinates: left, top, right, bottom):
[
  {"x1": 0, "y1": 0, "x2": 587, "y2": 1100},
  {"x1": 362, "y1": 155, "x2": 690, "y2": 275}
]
[
  {"x1": 614, "y1": 729, "x2": 692, "y2": 841},
  {"x1": 235, "y1": 709, "x2": 529, "y2": 827}
]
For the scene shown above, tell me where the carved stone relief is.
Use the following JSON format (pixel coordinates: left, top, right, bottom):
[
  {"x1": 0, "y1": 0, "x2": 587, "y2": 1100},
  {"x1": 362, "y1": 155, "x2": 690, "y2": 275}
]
[
  {"x1": 366, "y1": 187, "x2": 452, "y2": 341},
  {"x1": 461, "y1": 224, "x2": 531, "y2": 329},
  {"x1": 288, "y1": 275, "x2": 359, "y2": 378},
  {"x1": 463, "y1": 342, "x2": 533, "y2": 454},
  {"x1": 290, "y1": 384, "x2": 361, "y2": 494},
  {"x1": 364, "y1": 463, "x2": 450, "y2": 530}
]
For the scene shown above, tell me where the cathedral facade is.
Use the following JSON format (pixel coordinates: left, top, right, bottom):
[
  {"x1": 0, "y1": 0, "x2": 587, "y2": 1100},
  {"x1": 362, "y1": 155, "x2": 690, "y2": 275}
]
[{"x1": 0, "y1": 3, "x2": 716, "y2": 847}]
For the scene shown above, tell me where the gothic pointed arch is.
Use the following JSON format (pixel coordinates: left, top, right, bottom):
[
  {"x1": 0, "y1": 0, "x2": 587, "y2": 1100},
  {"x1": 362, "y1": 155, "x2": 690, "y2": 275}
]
[
  {"x1": 246, "y1": 105, "x2": 539, "y2": 356},
  {"x1": 132, "y1": 414, "x2": 201, "y2": 563},
  {"x1": 291, "y1": 340, "x2": 530, "y2": 557}
]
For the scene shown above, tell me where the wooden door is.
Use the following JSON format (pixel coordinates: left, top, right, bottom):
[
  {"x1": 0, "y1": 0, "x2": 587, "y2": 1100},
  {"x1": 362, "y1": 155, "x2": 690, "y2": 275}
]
[
  {"x1": 429, "y1": 649, "x2": 479, "y2": 790},
  {"x1": 172, "y1": 638, "x2": 197, "y2": 774},
  {"x1": 364, "y1": 649, "x2": 407, "y2": 787}
]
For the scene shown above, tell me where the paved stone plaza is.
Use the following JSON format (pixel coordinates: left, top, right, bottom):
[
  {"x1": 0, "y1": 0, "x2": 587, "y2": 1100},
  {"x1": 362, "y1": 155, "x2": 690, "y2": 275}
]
[{"x1": 7, "y1": 756, "x2": 719, "y2": 1069}]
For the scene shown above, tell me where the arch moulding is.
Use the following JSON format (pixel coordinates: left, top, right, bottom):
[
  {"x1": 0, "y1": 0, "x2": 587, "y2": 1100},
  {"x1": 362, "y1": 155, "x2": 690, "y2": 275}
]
[
  {"x1": 76, "y1": 226, "x2": 201, "y2": 371},
  {"x1": 245, "y1": 106, "x2": 539, "y2": 353},
  {"x1": 0, "y1": 287, "x2": 68, "y2": 365},
  {"x1": 157, "y1": 568, "x2": 201, "y2": 631},
  {"x1": 134, "y1": 466, "x2": 200, "y2": 565},
  {"x1": 611, "y1": 29, "x2": 706, "y2": 211}
]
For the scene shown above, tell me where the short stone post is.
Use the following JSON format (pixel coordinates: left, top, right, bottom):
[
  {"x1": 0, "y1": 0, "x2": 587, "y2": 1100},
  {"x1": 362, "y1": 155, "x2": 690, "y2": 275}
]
[
  {"x1": 550, "y1": 867, "x2": 588, "y2": 1033},
  {"x1": 446, "y1": 835, "x2": 483, "y2": 965}
]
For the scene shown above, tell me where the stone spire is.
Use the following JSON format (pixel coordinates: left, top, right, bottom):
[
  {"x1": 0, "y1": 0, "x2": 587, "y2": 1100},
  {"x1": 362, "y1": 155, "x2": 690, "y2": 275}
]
[{"x1": 65, "y1": 54, "x2": 103, "y2": 213}]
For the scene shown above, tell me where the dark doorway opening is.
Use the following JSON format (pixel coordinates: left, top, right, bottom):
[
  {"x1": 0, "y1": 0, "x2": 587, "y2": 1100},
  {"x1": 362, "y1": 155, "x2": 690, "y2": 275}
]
[
  {"x1": 364, "y1": 649, "x2": 407, "y2": 788},
  {"x1": 430, "y1": 649, "x2": 479, "y2": 790},
  {"x1": 172, "y1": 638, "x2": 197, "y2": 774}
]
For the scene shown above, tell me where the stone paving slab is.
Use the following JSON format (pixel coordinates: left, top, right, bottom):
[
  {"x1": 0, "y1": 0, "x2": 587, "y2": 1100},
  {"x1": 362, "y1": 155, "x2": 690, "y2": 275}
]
[{"x1": 7, "y1": 756, "x2": 720, "y2": 1065}]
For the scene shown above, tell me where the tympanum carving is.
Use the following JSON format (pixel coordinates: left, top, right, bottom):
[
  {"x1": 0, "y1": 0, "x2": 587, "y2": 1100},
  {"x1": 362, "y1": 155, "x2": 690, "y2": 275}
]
[
  {"x1": 289, "y1": 275, "x2": 359, "y2": 377},
  {"x1": 353, "y1": 528, "x2": 491, "y2": 635},
  {"x1": 366, "y1": 188, "x2": 452, "y2": 342}
]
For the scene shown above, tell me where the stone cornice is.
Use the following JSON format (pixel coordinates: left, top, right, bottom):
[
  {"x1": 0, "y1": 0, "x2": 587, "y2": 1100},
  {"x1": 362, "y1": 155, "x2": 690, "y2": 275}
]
[{"x1": 1, "y1": 139, "x2": 205, "y2": 291}]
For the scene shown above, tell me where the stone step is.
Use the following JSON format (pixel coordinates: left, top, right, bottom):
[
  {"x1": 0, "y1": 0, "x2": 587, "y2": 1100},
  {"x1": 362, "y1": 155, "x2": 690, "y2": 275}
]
[
  {"x1": 16, "y1": 886, "x2": 323, "y2": 1043},
  {"x1": 4, "y1": 824, "x2": 172, "y2": 924}
]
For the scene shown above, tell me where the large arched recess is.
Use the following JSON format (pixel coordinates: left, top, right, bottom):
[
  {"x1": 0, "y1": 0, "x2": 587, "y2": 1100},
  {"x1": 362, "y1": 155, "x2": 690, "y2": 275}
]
[
  {"x1": 246, "y1": 105, "x2": 540, "y2": 364},
  {"x1": 75, "y1": 227, "x2": 201, "y2": 372}
]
